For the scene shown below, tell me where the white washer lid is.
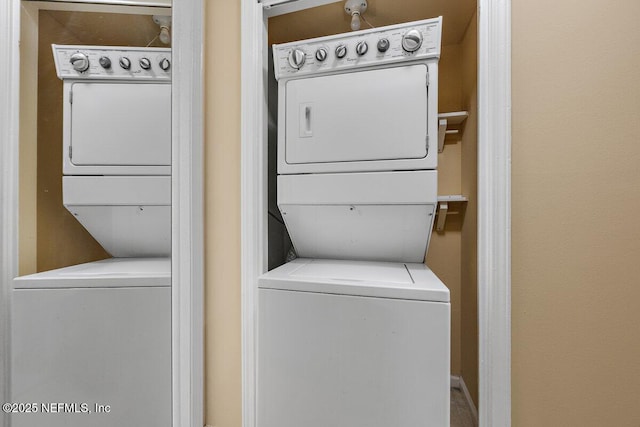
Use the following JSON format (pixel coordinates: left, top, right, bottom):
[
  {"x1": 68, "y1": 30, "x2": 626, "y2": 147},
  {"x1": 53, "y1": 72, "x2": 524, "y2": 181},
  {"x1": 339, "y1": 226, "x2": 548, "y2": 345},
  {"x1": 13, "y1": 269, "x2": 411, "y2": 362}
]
[
  {"x1": 258, "y1": 258, "x2": 449, "y2": 302},
  {"x1": 13, "y1": 258, "x2": 170, "y2": 289}
]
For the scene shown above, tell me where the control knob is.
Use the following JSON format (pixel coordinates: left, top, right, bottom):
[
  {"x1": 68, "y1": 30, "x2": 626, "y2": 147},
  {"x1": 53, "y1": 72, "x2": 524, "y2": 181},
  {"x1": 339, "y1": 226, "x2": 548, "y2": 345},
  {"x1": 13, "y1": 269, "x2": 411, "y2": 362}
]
[
  {"x1": 356, "y1": 41, "x2": 368, "y2": 56},
  {"x1": 119, "y1": 56, "x2": 131, "y2": 70},
  {"x1": 377, "y1": 38, "x2": 390, "y2": 52},
  {"x1": 402, "y1": 29, "x2": 423, "y2": 52},
  {"x1": 159, "y1": 58, "x2": 171, "y2": 71},
  {"x1": 139, "y1": 57, "x2": 151, "y2": 70},
  {"x1": 98, "y1": 56, "x2": 111, "y2": 69},
  {"x1": 335, "y1": 44, "x2": 347, "y2": 59},
  {"x1": 315, "y1": 48, "x2": 328, "y2": 62},
  {"x1": 69, "y1": 52, "x2": 89, "y2": 72},
  {"x1": 288, "y1": 49, "x2": 306, "y2": 69}
]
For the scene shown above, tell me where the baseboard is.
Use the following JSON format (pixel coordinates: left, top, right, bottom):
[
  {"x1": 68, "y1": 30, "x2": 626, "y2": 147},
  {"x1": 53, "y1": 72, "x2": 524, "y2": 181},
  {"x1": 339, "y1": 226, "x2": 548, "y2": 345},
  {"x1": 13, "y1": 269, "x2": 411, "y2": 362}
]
[
  {"x1": 451, "y1": 374, "x2": 479, "y2": 426},
  {"x1": 450, "y1": 374, "x2": 461, "y2": 389}
]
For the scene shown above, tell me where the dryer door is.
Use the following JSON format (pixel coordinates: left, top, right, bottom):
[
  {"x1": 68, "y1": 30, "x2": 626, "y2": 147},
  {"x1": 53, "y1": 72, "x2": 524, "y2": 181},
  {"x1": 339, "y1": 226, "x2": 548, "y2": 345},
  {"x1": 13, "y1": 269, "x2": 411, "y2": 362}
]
[
  {"x1": 284, "y1": 64, "x2": 428, "y2": 168},
  {"x1": 68, "y1": 82, "x2": 171, "y2": 168}
]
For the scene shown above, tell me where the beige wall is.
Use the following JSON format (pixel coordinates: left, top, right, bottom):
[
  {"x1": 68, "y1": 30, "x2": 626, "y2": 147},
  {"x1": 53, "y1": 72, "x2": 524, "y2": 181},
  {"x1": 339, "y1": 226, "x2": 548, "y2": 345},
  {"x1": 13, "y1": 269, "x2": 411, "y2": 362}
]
[
  {"x1": 204, "y1": 1, "x2": 241, "y2": 426},
  {"x1": 512, "y1": 1, "x2": 640, "y2": 425},
  {"x1": 205, "y1": 1, "x2": 640, "y2": 425},
  {"x1": 460, "y1": 12, "x2": 478, "y2": 406}
]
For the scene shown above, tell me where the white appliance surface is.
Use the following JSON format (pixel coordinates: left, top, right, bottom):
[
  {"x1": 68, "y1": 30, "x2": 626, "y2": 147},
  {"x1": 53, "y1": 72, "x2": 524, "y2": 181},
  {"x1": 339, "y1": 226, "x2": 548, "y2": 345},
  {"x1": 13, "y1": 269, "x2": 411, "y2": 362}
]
[
  {"x1": 274, "y1": 17, "x2": 441, "y2": 174},
  {"x1": 53, "y1": 45, "x2": 171, "y2": 176},
  {"x1": 11, "y1": 258, "x2": 171, "y2": 427},
  {"x1": 13, "y1": 257, "x2": 170, "y2": 289},
  {"x1": 69, "y1": 82, "x2": 171, "y2": 167},
  {"x1": 278, "y1": 170, "x2": 437, "y2": 263},
  {"x1": 259, "y1": 258, "x2": 449, "y2": 302},
  {"x1": 284, "y1": 65, "x2": 428, "y2": 165},
  {"x1": 258, "y1": 259, "x2": 450, "y2": 427}
]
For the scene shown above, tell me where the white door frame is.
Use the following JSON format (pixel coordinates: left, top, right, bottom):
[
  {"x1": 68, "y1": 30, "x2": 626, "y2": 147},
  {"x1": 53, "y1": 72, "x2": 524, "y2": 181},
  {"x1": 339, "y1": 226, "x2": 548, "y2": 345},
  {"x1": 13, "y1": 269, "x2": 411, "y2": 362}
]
[
  {"x1": 240, "y1": 0, "x2": 511, "y2": 426},
  {"x1": 0, "y1": 1, "x2": 204, "y2": 427}
]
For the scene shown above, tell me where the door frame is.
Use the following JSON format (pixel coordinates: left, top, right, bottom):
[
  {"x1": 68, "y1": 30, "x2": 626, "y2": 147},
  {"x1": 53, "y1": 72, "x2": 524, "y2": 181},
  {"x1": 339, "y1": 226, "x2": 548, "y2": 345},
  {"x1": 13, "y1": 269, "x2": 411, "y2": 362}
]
[
  {"x1": 240, "y1": 0, "x2": 511, "y2": 426},
  {"x1": 0, "y1": 1, "x2": 204, "y2": 426}
]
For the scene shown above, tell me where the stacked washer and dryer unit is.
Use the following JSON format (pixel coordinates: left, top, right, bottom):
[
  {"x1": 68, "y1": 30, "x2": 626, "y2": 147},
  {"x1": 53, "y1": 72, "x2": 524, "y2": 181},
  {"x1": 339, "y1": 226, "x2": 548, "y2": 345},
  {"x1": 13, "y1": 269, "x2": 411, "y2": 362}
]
[
  {"x1": 258, "y1": 17, "x2": 450, "y2": 427},
  {"x1": 11, "y1": 46, "x2": 172, "y2": 427}
]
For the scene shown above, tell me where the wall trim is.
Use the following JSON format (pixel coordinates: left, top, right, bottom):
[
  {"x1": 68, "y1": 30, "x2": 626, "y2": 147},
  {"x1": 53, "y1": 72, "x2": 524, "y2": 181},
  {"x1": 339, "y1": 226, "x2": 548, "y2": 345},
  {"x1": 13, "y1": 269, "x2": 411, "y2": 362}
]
[
  {"x1": 172, "y1": 1, "x2": 205, "y2": 426},
  {"x1": 0, "y1": 1, "x2": 20, "y2": 426},
  {"x1": 241, "y1": 3, "x2": 268, "y2": 427},
  {"x1": 477, "y1": 0, "x2": 511, "y2": 425},
  {"x1": 241, "y1": 1, "x2": 512, "y2": 427}
]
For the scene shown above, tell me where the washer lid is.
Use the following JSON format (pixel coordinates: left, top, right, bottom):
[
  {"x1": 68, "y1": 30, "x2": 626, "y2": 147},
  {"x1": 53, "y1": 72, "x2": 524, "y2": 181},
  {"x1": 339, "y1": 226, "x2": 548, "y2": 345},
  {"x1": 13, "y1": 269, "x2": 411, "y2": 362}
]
[
  {"x1": 259, "y1": 258, "x2": 449, "y2": 302},
  {"x1": 13, "y1": 258, "x2": 170, "y2": 289}
]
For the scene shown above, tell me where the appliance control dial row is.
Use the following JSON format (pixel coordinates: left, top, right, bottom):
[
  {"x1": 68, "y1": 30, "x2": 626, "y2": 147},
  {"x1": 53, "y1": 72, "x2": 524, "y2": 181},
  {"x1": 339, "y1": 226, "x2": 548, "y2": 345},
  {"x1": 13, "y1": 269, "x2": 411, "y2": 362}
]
[{"x1": 69, "y1": 52, "x2": 89, "y2": 72}]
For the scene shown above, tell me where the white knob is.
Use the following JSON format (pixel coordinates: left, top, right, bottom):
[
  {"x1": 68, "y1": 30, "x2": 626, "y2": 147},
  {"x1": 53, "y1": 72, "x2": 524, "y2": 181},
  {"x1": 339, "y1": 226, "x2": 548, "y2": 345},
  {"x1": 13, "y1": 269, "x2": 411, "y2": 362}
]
[
  {"x1": 335, "y1": 44, "x2": 347, "y2": 59},
  {"x1": 356, "y1": 41, "x2": 368, "y2": 56},
  {"x1": 315, "y1": 48, "x2": 328, "y2": 62},
  {"x1": 119, "y1": 57, "x2": 131, "y2": 70},
  {"x1": 69, "y1": 52, "x2": 89, "y2": 72},
  {"x1": 402, "y1": 29, "x2": 423, "y2": 52},
  {"x1": 139, "y1": 57, "x2": 151, "y2": 70},
  {"x1": 159, "y1": 58, "x2": 171, "y2": 71},
  {"x1": 288, "y1": 49, "x2": 306, "y2": 69}
]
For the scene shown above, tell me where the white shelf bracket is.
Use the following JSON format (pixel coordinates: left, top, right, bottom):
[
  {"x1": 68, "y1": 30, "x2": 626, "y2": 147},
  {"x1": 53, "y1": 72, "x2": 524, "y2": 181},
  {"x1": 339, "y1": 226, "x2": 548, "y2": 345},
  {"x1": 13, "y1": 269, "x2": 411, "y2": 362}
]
[
  {"x1": 438, "y1": 118, "x2": 447, "y2": 153},
  {"x1": 435, "y1": 195, "x2": 468, "y2": 232},
  {"x1": 436, "y1": 201, "x2": 449, "y2": 232},
  {"x1": 437, "y1": 111, "x2": 469, "y2": 153}
]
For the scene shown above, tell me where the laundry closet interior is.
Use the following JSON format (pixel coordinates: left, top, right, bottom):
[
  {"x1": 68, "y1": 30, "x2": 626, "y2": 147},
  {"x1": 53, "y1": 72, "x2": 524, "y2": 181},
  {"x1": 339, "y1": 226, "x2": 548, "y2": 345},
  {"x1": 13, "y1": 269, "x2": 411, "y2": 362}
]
[
  {"x1": 13, "y1": 2, "x2": 173, "y2": 426},
  {"x1": 263, "y1": 0, "x2": 480, "y2": 420}
]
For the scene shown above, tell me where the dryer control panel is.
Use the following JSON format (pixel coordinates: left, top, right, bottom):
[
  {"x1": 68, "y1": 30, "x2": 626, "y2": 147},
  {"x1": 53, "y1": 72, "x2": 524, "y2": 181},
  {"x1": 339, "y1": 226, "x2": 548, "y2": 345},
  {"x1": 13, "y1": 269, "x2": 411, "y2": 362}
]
[
  {"x1": 273, "y1": 16, "x2": 442, "y2": 80},
  {"x1": 52, "y1": 45, "x2": 171, "y2": 80}
]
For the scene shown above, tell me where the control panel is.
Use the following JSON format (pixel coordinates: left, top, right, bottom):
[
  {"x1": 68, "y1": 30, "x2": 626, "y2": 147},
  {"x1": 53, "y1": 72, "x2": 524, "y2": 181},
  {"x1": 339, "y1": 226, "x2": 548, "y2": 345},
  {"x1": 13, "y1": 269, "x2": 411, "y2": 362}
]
[
  {"x1": 52, "y1": 45, "x2": 171, "y2": 80},
  {"x1": 273, "y1": 17, "x2": 442, "y2": 80}
]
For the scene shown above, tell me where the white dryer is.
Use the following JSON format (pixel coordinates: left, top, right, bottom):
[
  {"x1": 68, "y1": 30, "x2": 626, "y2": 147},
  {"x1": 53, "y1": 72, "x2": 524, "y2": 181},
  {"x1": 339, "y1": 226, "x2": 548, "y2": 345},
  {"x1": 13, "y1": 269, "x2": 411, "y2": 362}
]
[
  {"x1": 258, "y1": 259, "x2": 450, "y2": 427},
  {"x1": 272, "y1": 17, "x2": 442, "y2": 263},
  {"x1": 52, "y1": 45, "x2": 172, "y2": 257}
]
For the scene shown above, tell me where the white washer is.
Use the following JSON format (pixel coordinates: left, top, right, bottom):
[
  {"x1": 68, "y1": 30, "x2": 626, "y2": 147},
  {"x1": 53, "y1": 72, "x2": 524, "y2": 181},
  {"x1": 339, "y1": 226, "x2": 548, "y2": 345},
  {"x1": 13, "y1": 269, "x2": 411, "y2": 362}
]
[
  {"x1": 258, "y1": 258, "x2": 450, "y2": 427},
  {"x1": 11, "y1": 258, "x2": 171, "y2": 427}
]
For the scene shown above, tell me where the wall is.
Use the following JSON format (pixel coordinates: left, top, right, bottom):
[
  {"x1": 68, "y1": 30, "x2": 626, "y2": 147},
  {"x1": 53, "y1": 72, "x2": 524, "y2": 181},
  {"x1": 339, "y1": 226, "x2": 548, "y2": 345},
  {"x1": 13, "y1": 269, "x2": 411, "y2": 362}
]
[
  {"x1": 460, "y1": 12, "x2": 478, "y2": 406},
  {"x1": 512, "y1": 1, "x2": 640, "y2": 425},
  {"x1": 203, "y1": 1, "x2": 242, "y2": 426}
]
